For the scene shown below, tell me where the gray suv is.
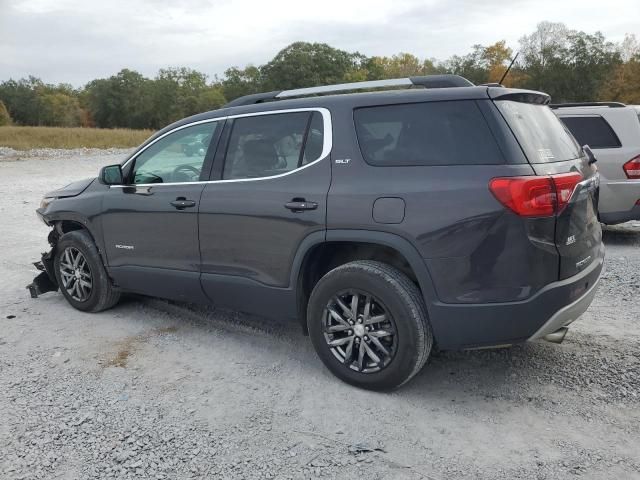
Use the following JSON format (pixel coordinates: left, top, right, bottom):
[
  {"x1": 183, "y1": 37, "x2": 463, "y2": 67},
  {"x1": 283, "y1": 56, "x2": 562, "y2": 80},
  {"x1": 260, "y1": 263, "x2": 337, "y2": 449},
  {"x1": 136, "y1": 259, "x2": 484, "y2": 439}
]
[
  {"x1": 29, "y1": 75, "x2": 605, "y2": 390},
  {"x1": 552, "y1": 102, "x2": 640, "y2": 224}
]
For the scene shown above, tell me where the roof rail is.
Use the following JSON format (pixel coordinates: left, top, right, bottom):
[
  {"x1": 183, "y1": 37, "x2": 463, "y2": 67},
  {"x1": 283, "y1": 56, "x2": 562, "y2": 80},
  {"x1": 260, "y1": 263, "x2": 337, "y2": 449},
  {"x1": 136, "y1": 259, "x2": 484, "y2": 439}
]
[
  {"x1": 224, "y1": 74, "x2": 474, "y2": 107},
  {"x1": 549, "y1": 102, "x2": 626, "y2": 109}
]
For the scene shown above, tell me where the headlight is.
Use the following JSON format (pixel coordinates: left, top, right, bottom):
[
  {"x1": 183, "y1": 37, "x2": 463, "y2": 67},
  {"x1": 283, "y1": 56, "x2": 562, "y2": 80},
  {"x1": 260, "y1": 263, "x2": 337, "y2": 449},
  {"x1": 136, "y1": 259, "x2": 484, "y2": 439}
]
[{"x1": 40, "y1": 197, "x2": 54, "y2": 209}]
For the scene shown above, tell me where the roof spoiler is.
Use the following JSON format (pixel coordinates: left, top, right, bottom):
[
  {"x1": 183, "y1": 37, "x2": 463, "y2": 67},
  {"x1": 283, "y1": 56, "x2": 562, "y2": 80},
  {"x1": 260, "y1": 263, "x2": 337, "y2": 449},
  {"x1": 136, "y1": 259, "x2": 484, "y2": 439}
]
[
  {"x1": 224, "y1": 74, "x2": 474, "y2": 107},
  {"x1": 488, "y1": 88, "x2": 550, "y2": 105}
]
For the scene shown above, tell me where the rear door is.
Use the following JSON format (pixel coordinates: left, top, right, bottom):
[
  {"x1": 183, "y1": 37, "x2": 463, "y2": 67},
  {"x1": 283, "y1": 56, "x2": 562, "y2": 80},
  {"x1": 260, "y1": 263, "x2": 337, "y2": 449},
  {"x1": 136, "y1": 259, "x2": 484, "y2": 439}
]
[
  {"x1": 198, "y1": 108, "x2": 331, "y2": 314},
  {"x1": 496, "y1": 100, "x2": 602, "y2": 279}
]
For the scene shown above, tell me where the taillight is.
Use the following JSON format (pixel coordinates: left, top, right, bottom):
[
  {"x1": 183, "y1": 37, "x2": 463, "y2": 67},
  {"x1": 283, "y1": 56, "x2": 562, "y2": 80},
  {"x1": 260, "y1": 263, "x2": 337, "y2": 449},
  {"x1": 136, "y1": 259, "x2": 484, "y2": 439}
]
[
  {"x1": 489, "y1": 172, "x2": 582, "y2": 217},
  {"x1": 623, "y1": 155, "x2": 640, "y2": 179},
  {"x1": 552, "y1": 172, "x2": 584, "y2": 211}
]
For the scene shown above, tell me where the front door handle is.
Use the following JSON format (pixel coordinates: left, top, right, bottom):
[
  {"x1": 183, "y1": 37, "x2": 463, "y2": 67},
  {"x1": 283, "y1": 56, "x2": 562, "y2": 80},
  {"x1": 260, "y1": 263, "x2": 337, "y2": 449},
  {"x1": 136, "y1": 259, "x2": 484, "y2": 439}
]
[
  {"x1": 170, "y1": 198, "x2": 196, "y2": 210},
  {"x1": 285, "y1": 199, "x2": 318, "y2": 212}
]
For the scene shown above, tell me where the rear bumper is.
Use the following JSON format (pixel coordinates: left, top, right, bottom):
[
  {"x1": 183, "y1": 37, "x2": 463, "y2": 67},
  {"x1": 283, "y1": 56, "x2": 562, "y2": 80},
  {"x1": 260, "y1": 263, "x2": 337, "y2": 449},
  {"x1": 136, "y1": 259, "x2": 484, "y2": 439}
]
[
  {"x1": 527, "y1": 271, "x2": 600, "y2": 340},
  {"x1": 428, "y1": 243, "x2": 605, "y2": 349},
  {"x1": 599, "y1": 179, "x2": 640, "y2": 224},
  {"x1": 599, "y1": 204, "x2": 640, "y2": 225}
]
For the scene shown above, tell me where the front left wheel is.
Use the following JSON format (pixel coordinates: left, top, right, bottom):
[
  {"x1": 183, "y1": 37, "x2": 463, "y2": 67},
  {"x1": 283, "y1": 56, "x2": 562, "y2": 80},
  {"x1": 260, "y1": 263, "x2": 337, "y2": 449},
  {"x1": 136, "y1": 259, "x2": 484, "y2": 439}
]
[{"x1": 54, "y1": 230, "x2": 120, "y2": 312}]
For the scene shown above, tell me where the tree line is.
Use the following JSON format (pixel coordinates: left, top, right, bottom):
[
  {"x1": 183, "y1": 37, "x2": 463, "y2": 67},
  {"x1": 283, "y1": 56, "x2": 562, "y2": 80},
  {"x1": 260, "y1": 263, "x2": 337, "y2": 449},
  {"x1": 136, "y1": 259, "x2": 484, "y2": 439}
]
[{"x1": 1, "y1": 21, "x2": 638, "y2": 130}]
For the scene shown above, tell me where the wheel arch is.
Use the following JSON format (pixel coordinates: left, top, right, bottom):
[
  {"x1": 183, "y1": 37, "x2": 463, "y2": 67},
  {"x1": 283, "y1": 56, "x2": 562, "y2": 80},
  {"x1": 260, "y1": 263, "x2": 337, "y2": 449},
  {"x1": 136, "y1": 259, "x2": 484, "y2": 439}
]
[
  {"x1": 44, "y1": 212, "x2": 105, "y2": 263},
  {"x1": 290, "y1": 230, "x2": 440, "y2": 334}
]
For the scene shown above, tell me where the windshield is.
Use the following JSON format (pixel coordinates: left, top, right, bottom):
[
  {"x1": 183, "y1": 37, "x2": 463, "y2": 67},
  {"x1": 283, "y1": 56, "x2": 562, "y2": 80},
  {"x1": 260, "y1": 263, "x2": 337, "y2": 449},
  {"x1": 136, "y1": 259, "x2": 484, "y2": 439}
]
[{"x1": 496, "y1": 100, "x2": 582, "y2": 163}]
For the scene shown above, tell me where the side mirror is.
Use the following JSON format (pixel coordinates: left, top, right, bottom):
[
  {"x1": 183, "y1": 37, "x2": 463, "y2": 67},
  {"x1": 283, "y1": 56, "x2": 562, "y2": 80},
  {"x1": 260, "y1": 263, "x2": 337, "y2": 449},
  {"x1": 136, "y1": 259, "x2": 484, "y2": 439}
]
[
  {"x1": 583, "y1": 145, "x2": 597, "y2": 165},
  {"x1": 99, "y1": 164, "x2": 124, "y2": 185}
]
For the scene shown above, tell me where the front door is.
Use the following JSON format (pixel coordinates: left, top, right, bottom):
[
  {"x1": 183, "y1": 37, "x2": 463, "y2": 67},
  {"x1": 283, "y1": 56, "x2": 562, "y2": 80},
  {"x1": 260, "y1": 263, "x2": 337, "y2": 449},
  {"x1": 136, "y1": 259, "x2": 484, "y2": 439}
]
[
  {"x1": 198, "y1": 109, "x2": 331, "y2": 316},
  {"x1": 101, "y1": 120, "x2": 222, "y2": 302}
]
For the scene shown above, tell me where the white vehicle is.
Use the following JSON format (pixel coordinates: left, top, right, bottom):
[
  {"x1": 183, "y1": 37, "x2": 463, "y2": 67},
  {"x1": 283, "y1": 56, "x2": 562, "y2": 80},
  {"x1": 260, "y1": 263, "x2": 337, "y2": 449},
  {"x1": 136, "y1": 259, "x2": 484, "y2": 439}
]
[{"x1": 552, "y1": 102, "x2": 640, "y2": 224}]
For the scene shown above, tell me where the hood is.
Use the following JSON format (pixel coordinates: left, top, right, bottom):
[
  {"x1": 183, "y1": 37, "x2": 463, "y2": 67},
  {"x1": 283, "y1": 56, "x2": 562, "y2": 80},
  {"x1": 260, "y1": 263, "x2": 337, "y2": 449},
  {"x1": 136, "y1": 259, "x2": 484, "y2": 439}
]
[{"x1": 45, "y1": 177, "x2": 96, "y2": 199}]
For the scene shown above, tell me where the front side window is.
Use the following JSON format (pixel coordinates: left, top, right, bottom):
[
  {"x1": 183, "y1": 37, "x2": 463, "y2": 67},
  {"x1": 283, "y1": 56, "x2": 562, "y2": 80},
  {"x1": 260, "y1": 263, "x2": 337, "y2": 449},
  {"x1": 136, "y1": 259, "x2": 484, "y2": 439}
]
[
  {"x1": 354, "y1": 100, "x2": 504, "y2": 166},
  {"x1": 131, "y1": 122, "x2": 219, "y2": 184},
  {"x1": 223, "y1": 111, "x2": 323, "y2": 180},
  {"x1": 559, "y1": 115, "x2": 621, "y2": 149}
]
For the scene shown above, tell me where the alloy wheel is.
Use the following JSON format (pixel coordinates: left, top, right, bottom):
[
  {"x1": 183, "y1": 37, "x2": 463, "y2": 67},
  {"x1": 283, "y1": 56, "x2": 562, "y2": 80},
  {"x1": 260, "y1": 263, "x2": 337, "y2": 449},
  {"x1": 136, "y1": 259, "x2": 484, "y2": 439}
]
[
  {"x1": 323, "y1": 291, "x2": 397, "y2": 373},
  {"x1": 59, "y1": 247, "x2": 93, "y2": 302}
]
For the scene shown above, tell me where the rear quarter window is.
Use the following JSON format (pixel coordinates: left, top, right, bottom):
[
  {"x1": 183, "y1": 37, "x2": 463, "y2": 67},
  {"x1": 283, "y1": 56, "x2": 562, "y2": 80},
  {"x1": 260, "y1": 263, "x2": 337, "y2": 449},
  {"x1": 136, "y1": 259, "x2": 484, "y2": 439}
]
[
  {"x1": 496, "y1": 101, "x2": 582, "y2": 163},
  {"x1": 559, "y1": 115, "x2": 621, "y2": 149},
  {"x1": 353, "y1": 100, "x2": 504, "y2": 166}
]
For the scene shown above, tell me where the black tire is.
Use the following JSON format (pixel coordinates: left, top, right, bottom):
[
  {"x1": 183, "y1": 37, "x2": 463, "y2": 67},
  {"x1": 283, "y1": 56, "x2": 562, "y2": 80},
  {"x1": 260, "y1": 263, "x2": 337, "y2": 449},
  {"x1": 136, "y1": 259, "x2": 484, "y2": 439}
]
[
  {"x1": 307, "y1": 260, "x2": 433, "y2": 390},
  {"x1": 54, "y1": 230, "x2": 120, "y2": 312}
]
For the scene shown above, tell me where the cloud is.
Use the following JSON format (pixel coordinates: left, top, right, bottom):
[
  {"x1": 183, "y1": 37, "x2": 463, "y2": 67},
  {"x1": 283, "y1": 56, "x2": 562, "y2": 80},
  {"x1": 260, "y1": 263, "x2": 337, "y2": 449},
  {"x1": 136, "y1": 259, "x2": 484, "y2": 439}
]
[{"x1": 0, "y1": 0, "x2": 638, "y2": 85}]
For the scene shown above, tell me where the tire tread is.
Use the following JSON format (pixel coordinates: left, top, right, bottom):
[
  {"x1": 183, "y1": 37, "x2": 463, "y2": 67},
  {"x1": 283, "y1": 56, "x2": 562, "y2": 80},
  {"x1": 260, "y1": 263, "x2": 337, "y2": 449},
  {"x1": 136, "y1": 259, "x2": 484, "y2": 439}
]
[
  {"x1": 308, "y1": 260, "x2": 433, "y2": 389},
  {"x1": 55, "y1": 230, "x2": 120, "y2": 312}
]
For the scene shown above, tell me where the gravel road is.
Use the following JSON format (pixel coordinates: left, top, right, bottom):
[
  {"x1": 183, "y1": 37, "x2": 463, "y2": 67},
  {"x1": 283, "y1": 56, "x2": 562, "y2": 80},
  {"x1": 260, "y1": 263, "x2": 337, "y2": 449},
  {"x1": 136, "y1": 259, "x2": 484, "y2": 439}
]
[{"x1": 1, "y1": 150, "x2": 639, "y2": 480}]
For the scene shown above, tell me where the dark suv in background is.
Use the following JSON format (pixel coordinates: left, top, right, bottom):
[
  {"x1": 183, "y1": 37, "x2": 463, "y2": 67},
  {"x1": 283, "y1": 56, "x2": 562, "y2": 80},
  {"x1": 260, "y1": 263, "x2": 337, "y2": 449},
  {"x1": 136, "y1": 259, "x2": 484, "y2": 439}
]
[{"x1": 30, "y1": 75, "x2": 604, "y2": 390}]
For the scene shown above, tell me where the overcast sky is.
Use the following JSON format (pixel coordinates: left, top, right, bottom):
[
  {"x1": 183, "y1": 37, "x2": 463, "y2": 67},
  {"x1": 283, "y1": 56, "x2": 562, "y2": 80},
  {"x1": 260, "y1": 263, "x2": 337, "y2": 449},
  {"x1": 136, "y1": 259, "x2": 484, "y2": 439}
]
[{"x1": 1, "y1": 0, "x2": 638, "y2": 86}]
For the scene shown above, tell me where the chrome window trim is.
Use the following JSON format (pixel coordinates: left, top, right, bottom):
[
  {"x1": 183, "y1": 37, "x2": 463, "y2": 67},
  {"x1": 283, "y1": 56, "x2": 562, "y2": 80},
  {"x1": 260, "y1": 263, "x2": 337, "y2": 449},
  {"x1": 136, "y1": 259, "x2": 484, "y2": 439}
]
[{"x1": 112, "y1": 107, "x2": 332, "y2": 188}]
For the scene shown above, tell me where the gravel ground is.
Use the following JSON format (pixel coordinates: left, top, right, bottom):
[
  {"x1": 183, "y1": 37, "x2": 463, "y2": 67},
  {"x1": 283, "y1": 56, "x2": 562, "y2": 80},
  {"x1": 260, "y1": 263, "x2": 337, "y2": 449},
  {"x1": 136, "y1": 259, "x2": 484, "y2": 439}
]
[{"x1": 0, "y1": 151, "x2": 639, "y2": 480}]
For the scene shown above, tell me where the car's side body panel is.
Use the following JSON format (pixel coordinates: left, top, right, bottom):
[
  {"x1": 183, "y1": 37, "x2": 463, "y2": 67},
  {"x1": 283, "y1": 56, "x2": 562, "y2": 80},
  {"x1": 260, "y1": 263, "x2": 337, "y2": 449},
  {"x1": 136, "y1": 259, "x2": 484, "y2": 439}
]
[{"x1": 327, "y1": 98, "x2": 560, "y2": 307}]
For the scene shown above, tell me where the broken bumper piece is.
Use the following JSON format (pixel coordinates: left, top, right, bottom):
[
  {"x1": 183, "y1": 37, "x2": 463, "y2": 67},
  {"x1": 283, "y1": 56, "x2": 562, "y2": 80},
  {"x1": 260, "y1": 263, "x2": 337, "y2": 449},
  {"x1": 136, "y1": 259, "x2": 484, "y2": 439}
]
[{"x1": 27, "y1": 251, "x2": 58, "y2": 298}]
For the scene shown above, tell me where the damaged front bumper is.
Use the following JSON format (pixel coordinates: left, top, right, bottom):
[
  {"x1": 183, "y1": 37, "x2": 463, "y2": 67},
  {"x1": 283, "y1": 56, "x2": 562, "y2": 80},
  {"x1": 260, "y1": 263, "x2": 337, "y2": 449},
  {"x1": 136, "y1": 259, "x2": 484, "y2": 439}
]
[{"x1": 26, "y1": 249, "x2": 58, "y2": 298}]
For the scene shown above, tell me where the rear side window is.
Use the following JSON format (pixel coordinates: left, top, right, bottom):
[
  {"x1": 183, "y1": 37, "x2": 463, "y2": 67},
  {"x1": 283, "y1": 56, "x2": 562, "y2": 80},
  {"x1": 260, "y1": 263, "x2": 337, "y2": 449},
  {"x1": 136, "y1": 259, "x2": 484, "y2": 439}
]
[
  {"x1": 223, "y1": 112, "x2": 322, "y2": 180},
  {"x1": 354, "y1": 100, "x2": 504, "y2": 166},
  {"x1": 496, "y1": 101, "x2": 581, "y2": 163},
  {"x1": 302, "y1": 112, "x2": 324, "y2": 165},
  {"x1": 559, "y1": 116, "x2": 621, "y2": 149}
]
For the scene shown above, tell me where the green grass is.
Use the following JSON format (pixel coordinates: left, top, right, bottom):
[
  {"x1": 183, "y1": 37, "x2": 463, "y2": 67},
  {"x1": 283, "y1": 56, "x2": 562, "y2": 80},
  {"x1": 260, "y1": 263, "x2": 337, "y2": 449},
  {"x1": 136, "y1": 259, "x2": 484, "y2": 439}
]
[{"x1": 0, "y1": 126, "x2": 154, "y2": 150}]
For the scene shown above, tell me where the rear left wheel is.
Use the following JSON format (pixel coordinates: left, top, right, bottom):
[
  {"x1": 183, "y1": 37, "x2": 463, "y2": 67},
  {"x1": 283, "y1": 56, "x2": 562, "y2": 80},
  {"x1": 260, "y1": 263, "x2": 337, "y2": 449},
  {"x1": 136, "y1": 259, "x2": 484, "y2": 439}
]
[{"x1": 307, "y1": 260, "x2": 433, "y2": 390}]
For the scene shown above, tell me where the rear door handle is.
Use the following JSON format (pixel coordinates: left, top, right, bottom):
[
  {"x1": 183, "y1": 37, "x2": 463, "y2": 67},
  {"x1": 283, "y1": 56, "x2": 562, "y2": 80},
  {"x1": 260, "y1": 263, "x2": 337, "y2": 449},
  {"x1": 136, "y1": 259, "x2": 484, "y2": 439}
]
[
  {"x1": 170, "y1": 198, "x2": 196, "y2": 210},
  {"x1": 285, "y1": 200, "x2": 318, "y2": 212}
]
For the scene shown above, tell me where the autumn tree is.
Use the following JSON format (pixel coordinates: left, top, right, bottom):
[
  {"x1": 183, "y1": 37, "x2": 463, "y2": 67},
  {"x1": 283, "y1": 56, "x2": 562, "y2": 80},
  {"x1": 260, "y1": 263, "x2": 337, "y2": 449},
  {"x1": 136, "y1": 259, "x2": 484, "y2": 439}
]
[
  {"x1": 518, "y1": 22, "x2": 622, "y2": 101},
  {"x1": 364, "y1": 53, "x2": 439, "y2": 80},
  {"x1": 38, "y1": 92, "x2": 83, "y2": 127},
  {"x1": 598, "y1": 34, "x2": 640, "y2": 103},
  {"x1": 0, "y1": 100, "x2": 11, "y2": 126},
  {"x1": 440, "y1": 45, "x2": 488, "y2": 84},
  {"x1": 437, "y1": 41, "x2": 523, "y2": 86},
  {"x1": 483, "y1": 41, "x2": 526, "y2": 86}
]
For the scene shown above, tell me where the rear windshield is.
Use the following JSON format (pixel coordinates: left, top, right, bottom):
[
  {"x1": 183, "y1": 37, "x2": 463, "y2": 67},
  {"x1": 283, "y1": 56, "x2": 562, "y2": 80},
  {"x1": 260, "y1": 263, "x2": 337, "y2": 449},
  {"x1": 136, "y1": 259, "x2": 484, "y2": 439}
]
[
  {"x1": 496, "y1": 100, "x2": 582, "y2": 163},
  {"x1": 354, "y1": 100, "x2": 504, "y2": 166},
  {"x1": 559, "y1": 116, "x2": 621, "y2": 149}
]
